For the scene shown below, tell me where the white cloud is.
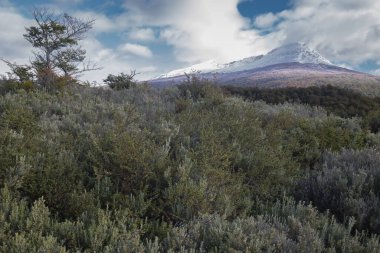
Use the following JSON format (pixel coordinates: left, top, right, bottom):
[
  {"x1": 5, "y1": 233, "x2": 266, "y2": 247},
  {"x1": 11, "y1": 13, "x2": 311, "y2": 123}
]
[
  {"x1": 119, "y1": 43, "x2": 153, "y2": 58},
  {"x1": 258, "y1": 0, "x2": 380, "y2": 67},
  {"x1": 0, "y1": 3, "x2": 157, "y2": 83},
  {"x1": 2, "y1": 0, "x2": 380, "y2": 82},
  {"x1": 254, "y1": 13, "x2": 279, "y2": 28},
  {"x1": 0, "y1": 5, "x2": 33, "y2": 75},
  {"x1": 80, "y1": 38, "x2": 140, "y2": 83},
  {"x1": 121, "y1": 0, "x2": 271, "y2": 64},
  {"x1": 139, "y1": 66, "x2": 157, "y2": 73},
  {"x1": 81, "y1": 12, "x2": 117, "y2": 34},
  {"x1": 79, "y1": 33, "x2": 165, "y2": 82},
  {"x1": 129, "y1": 28, "x2": 155, "y2": 41},
  {"x1": 372, "y1": 69, "x2": 380, "y2": 76}
]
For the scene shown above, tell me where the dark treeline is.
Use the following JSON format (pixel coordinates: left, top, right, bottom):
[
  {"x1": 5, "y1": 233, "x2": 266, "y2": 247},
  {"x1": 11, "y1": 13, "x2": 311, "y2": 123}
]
[{"x1": 224, "y1": 85, "x2": 380, "y2": 133}]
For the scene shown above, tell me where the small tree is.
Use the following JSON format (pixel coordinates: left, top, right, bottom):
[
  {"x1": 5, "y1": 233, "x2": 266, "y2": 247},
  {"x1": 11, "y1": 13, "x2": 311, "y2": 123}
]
[
  {"x1": 104, "y1": 71, "x2": 137, "y2": 90},
  {"x1": 23, "y1": 8, "x2": 97, "y2": 88},
  {"x1": 2, "y1": 60, "x2": 34, "y2": 82},
  {"x1": 0, "y1": 60, "x2": 35, "y2": 93}
]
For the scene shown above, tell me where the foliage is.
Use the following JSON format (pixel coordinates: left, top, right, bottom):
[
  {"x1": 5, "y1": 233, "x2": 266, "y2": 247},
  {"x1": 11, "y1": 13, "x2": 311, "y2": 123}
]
[
  {"x1": 104, "y1": 71, "x2": 137, "y2": 90},
  {"x1": 0, "y1": 79, "x2": 379, "y2": 251},
  {"x1": 365, "y1": 110, "x2": 380, "y2": 133},
  {"x1": 161, "y1": 198, "x2": 380, "y2": 252},
  {"x1": 0, "y1": 63, "x2": 36, "y2": 94},
  {"x1": 24, "y1": 8, "x2": 95, "y2": 79},
  {"x1": 296, "y1": 149, "x2": 380, "y2": 234},
  {"x1": 1, "y1": 8, "x2": 95, "y2": 92},
  {"x1": 1, "y1": 185, "x2": 379, "y2": 252},
  {"x1": 225, "y1": 85, "x2": 380, "y2": 132}
]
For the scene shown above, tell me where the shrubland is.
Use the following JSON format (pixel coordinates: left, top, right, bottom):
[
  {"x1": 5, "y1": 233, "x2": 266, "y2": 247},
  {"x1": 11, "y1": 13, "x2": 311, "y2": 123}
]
[
  {"x1": 0, "y1": 76, "x2": 380, "y2": 252},
  {"x1": 4, "y1": 7, "x2": 380, "y2": 251},
  {"x1": 225, "y1": 85, "x2": 380, "y2": 133}
]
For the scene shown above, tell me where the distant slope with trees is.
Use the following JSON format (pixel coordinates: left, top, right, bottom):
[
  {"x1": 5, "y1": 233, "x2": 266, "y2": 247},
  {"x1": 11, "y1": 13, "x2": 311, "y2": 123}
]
[{"x1": 225, "y1": 85, "x2": 380, "y2": 133}]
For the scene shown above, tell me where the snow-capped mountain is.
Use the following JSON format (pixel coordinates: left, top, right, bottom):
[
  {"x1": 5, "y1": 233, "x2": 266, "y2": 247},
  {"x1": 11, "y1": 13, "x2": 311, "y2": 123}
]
[
  {"x1": 148, "y1": 42, "x2": 380, "y2": 95},
  {"x1": 222, "y1": 42, "x2": 332, "y2": 72},
  {"x1": 156, "y1": 59, "x2": 222, "y2": 79},
  {"x1": 155, "y1": 42, "x2": 332, "y2": 79}
]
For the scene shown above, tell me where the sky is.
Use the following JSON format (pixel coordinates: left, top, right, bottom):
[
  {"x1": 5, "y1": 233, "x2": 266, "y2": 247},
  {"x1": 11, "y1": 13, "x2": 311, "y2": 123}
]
[{"x1": 0, "y1": 0, "x2": 380, "y2": 83}]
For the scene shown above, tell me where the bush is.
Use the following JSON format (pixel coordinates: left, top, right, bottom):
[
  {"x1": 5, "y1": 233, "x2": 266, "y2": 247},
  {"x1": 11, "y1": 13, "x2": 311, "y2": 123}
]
[
  {"x1": 1, "y1": 186, "x2": 379, "y2": 252},
  {"x1": 104, "y1": 71, "x2": 137, "y2": 90},
  {"x1": 0, "y1": 80, "x2": 379, "y2": 250},
  {"x1": 225, "y1": 85, "x2": 380, "y2": 119},
  {"x1": 296, "y1": 149, "x2": 380, "y2": 234},
  {"x1": 160, "y1": 198, "x2": 380, "y2": 252}
]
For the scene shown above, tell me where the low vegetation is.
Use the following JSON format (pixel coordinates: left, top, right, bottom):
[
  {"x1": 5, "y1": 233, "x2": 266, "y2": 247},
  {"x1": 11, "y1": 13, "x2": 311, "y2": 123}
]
[
  {"x1": 1, "y1": 7, "x2": 380, "y2": 252},
  {"x1": 1, "y1": 77, "x2": 380, "y2": 251},
  {"x1": 225, "y1": 85, "x2": 380, "y2": 133}
]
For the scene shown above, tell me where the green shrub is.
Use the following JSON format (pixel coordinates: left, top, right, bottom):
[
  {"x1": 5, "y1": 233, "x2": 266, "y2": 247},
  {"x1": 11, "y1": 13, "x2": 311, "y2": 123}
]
[
  {"x1": 296, "y1": 149, "x2": 380, "y2": 234},
  {"x1": 104, "y1": 72, "x2": 137, "y2": 90},
  {"x1": 0, "y1": 80, "x2": 378, "y2": 250},
  {"x1": 159, "y1": 198, "x2": 380, "y2": 252}
]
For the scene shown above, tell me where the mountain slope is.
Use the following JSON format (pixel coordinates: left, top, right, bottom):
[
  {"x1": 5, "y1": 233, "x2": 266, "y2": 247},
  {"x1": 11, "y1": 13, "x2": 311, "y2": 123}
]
[
  {"x1": 156, "y1": 59, "x2": 222, "y2": 79},
  {"x1": 149, "y1": 42, "x2": 380, "y2": 96},
  {"x1": 155, "y1": 42, "x2": 332, "y2": 79},
  {"x1": 221, "y1": 42, "x2": 331, "y2": 73}
]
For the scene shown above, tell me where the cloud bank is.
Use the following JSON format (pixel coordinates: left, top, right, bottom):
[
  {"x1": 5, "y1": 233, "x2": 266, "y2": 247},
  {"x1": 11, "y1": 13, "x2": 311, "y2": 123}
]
[
  {"x1": 121, "y1": 0, "x2": 271, "y2": 63},
  {"x1": 0, "y1": 4, "x2": 33, "y2": 75},
  {"x1": 1, "y1": 0, "x2": 380, "y2": 83},
  {"x1": 255, "y1": 0, "x2": 380, "y2": 68}
]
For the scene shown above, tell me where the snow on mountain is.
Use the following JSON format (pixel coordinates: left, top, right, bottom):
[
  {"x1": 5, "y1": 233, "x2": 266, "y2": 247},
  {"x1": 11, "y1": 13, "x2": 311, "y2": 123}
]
[
  {"x1": 155, "y1": 42, "x2": 332, "y2": 79},
  {"x1": 222, "y1": 42, "x2": 332, "y2": 73},
  {"x1": 156, "y1": 59, "x2": 222, "y2": 79},
  {"x1": 149, "y1": 43, "x2": 380, "y2": 96}
]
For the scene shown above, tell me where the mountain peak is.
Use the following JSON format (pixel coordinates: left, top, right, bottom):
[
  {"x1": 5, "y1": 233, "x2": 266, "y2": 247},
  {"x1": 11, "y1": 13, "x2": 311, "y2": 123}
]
[
  {"x1": 155, "y1": 42, "x2": 332, "y2": 79},
  {"x1": 266, "y1": 42, "x2": 332, "y2": 65}
]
